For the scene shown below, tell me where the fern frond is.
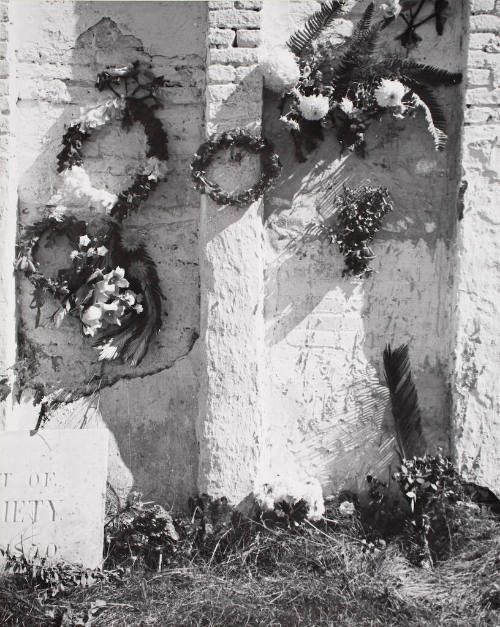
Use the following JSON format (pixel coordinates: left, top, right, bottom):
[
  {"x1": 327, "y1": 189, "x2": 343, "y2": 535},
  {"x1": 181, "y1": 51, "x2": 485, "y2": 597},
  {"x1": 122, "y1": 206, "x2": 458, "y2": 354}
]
[
  {"x1": 404, "y1": 81, "x2": 448, "y2": 150},
  {"x1": 330, "y1": 23, "x2": 382, "y2": 98},
  {"x1": 351, "y1": 1, "x2": 375, "y2": 40},
  {"x1": 383, "y1": 344, "x2": 426, "y2": 459},
  {"x1": 287, "y1": 0, "x2": 345, "y2": 57},
  {"x1": 396, "y1": 59, "x2": 462, "y2": 87}
]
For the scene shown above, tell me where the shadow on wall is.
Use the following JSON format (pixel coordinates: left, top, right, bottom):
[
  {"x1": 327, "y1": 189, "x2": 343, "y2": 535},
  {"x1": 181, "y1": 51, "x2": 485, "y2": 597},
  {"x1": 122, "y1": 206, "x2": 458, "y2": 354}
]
[
  {"x1": 13, "y1": 1, "x2": 207, "y2": 511},
  {"x1": 259, "y1": 0, "x2": 465, "y2": 494}
]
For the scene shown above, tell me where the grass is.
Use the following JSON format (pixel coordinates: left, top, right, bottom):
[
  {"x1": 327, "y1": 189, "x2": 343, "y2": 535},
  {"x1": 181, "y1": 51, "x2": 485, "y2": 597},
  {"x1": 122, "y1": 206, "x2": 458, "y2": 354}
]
[{"x1": 1, "y1": 498, "x2": 499, "y2": 626}]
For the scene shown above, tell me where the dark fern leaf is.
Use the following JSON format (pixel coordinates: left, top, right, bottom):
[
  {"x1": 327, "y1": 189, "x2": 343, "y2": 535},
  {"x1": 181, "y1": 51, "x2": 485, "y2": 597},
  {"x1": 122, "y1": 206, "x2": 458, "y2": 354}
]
[
  {"x1": 351, "y1": 1, "x2": 375, "y2": 40},
  {"x1": 330, "y1": 23, "x2": 382, "y2": 98},
  {"x1": 287, "y1": 0, "x2": 345, "y2": 57},
  {"x1": 397, "y1": 59, "x2": 462, "y2": 87},
  {"x1": 405, "y1": 81, "x2": 449, "y2": 149},
  {"x1": 383, "y1": 344, "x2": 426, "y2": 459},
  {"x1": 435, "y1": 0, "x2": 449, "y2": 35}
]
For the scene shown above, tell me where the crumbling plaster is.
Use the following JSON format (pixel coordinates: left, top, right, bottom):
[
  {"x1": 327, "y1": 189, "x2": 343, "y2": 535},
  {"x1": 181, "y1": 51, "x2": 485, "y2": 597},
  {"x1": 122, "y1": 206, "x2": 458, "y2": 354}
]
[{"x1": 0, "y1": 0, "x2": 498, "y2": 508}]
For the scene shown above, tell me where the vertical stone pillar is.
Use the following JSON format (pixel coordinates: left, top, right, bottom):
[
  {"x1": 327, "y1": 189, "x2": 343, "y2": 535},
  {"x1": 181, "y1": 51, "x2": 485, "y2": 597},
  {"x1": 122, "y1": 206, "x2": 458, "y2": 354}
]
[
  {"x1": 197, "y1": 0, "x2": 265, "y2": 503},
  {"x1": 0, "y1": 0, "x2": 16, "y2": 430},
  {"x1": 452, "y1": 0, "x2": 500, "y2": 495}
]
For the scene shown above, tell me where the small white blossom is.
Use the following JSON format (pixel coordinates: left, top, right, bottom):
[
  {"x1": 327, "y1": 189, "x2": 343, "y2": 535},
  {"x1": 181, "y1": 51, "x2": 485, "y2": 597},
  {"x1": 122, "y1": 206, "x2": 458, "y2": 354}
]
[
  {"x1": 86, "y1": 247, "x2": 96, "y2": 257},
  {"x1": 339, "y1": 97, "x2": 354, "y2": 114},
  {"x1": 296, "y1": 93, "x2": 330, "y2": 121},
  {"x1": 259, "y1": 46, "x2": 300, "y2": 93},
  {"x1": 96, "y1": 246, "x2": 108, "y2": 256},
  {"x1": 380, "y1": 0, "x2": 401, "y2": 18},
  {"x1": 374, "y1": 78, "x2": 407, "y2": 108},
  {"x1": 79, "y1": 234, "x2": 91, "y2": 247},
  {"x1": 280, "y1": 115, "x2": 300, "y2": 132},
  {"x1": 339, "y1": 501, "x2": 356, "y2": 517},
  {"x1": 133, "y1": 303, "x2": 144, "y2": 314},
  {"x1": 70, "y1": 250, "x2": 80, "y2": 260}
]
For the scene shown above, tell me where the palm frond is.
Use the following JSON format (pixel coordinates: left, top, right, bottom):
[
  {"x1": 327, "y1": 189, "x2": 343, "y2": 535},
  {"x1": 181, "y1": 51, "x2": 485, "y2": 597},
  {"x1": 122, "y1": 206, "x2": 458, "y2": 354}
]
[
  {"x1": 405, "y1": 82, "x2": 449, "y2": 150},
  {"x1": 287, "y1": 0, "x2": 345, "y2": 58},
  {"x1": 397, "y1": 59, "x2": 462, "y2": 87},
  {"x1": 383, "y1": 344, "x2": 426, "y2": 459}
]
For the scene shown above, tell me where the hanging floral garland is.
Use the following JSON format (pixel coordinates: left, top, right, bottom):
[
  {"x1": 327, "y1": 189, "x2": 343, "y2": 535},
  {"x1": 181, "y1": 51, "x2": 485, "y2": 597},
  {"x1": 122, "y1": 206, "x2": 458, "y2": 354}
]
[
  {"x1": 190, "y1": 129, "x2": 282, "y2": 206},
  {"x1": 16, "y1": 61, "x2": 172, "y2": 366},
  {"x1": 262, "y1": 1, "x2": 461, "y2": 161},
  {"x1": 321, "y1": 185, "x2": 393, "y2": 277}
]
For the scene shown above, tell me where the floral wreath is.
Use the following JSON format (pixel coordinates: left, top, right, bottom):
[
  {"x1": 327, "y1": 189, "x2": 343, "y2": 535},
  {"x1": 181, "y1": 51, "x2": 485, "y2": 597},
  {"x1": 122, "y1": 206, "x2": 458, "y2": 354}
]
[
  {"x1": 16, "y1": 61, "x2": 172, "y2": 367},
  {"x1": 190, "y1": 129, "x2": 282, "y2": 206}
]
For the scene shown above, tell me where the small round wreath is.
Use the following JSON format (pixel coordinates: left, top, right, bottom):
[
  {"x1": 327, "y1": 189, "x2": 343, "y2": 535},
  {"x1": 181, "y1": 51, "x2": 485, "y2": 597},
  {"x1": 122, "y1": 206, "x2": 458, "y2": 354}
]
[
  {"x1": 191, "y1": 129, "x2": 282, "y2": 206},
  {"x1": 16, "y1": 61, "x2": 172, "y2": 367}
]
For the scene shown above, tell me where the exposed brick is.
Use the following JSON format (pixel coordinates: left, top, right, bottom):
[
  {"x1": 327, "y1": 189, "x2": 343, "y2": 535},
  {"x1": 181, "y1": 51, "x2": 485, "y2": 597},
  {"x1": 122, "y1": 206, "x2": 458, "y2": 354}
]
[
  {"x1": 208, "y1": 1, "x2": 234, "y2": 8},
  {"x1": 466, "y1": 86, "x2": 500, "y2": 105},
  {"x1": 0, "y1": 80, "x2": 8, "y2": 96},
  {"x1": 208, "y1": 8, "x2": 261, "y2": 29},
  {"x1": 0, "y1": 22, "x2": 7, "y2": 41},
  {"x1": 207, "y1": 64, "x2": 236, "y2": 84},
  {"x1": 208, "y1": 28, "x2": 236, "y2": 48},
  {"x1": 467, "y1": 67, "x2": 491, "y2": 86},
  {"x1": 469, "y1": 32, "x2": 500, "y2": 51},
  {"x1": 0, "y1": 41, "x2": 6, "y2": 59},
  {"x1": 471, "y1": 0, "x2": 496, "y2": 13},
  {"x1": 234, "y1": 64, "x2": 259, "y2": 81},
  {"x1": 234, "y1": 0, "x2": 263, "y2": 9},
  {"x1": 207, "y1": 83, "x2": 238, "y2": 103},
  {"x1": 210, "y1": 48, "x2": 259, "y2": 66},
  {"x1": 0, "y1": 60, "x2": 8, "y2": 79},
  {"x1": 470, "y1": 15, "x2": 500, "y2": 33},
  {"x1": 236, "y1": 29, "x2": 261, "y2": 48},
  {"x1": 464, "y1": 105, "x2": 500, "y2": 124}
]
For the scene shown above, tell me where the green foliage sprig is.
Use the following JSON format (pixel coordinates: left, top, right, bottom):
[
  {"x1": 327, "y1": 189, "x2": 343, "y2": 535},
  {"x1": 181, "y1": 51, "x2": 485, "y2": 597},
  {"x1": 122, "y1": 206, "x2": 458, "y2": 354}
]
[
  {"x1": 323, "y1": 185, "x2": 393, "y2": 277},
  {"x1": 191, "y1": 129, "x2": 282, "y2": 206}
]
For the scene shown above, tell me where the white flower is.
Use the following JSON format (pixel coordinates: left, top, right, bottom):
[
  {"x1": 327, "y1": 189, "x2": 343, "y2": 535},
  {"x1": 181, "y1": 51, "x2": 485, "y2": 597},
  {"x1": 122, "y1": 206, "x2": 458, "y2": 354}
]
[
  {"x1": 339, "y1": 501, "x2": 356, "y2": 517},
  {"x1": 81, "y1": 305, "x2": 103, "y2": 336},
  {"x1": 70, "y1": 250, "x2": 80, "y2": 260},
  {"x1": 339, "y1": 97, "x2": 354, "y2": 114},
  {"x1": 122, "y1": 290, "x2": 136, "y2": 306},
  {"x1": 86, "y1": 247, "x2": 96, "y2": 257},
  {"x1": 254, "y1": 475, "x2": 325, "y2": 521},
  {"x1": 79, "y1": 234, "x2": 91, "y2": 247},
  {"x1": 380, "y1": 0, "x2": 401, "y2": 18},
  {"x1": 279, "y1": 115, "x2": 300, "y2": 132},
  {"x1": 259, "y1": 46, "x2": 300, "y2": 93},
  {"x1": 49, "y1": 166, "x2": 118, "y2": 214},
  {"x1": 142, "y1": 157, "x2": 169, "y2": 182},
  {"x1": 296, "y1": 93, "x2": 330, "y2": 121},
  {"x1": 374, "y1": 78, "x2": 407, "y2": 108},
  {"x1": 96, "y1": 246, "x2": 108, "y2": 256},
  {"x1": 133, "y1": 304, "x2": 144, "y2": 314}
]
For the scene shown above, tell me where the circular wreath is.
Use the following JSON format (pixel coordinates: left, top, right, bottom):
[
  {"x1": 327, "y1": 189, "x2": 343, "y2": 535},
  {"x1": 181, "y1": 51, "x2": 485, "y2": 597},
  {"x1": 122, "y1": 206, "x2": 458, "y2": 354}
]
[
  {"x1": 16, "y1": 61, "x2": 172, "y2": 367},
  {"x1": 191, "y1": 129, "x2": 282, "y2": 206}
]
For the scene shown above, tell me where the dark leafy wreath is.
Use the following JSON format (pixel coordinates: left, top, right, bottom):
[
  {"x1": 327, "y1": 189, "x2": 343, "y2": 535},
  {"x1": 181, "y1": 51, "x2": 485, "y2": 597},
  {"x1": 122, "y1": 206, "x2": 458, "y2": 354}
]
[
  {"x1": 16, "y1": 61, "x2": 172, "y2": 368},
  {"x1": 191, "y1": 129, "x2": 282, "y2": 206}
]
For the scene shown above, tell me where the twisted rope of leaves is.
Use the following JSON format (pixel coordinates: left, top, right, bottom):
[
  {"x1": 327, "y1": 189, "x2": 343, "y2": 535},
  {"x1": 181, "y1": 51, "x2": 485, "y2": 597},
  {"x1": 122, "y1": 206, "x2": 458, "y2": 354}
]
[{"x1": 191, "y1": 129, "x2": 282, "y2": 206}]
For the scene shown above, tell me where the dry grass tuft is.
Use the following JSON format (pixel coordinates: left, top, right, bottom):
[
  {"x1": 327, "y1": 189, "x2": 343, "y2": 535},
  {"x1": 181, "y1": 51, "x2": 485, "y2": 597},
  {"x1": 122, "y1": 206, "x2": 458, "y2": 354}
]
[{"x1": 1, "y1": 501, "x2": 499, "y2": 626}]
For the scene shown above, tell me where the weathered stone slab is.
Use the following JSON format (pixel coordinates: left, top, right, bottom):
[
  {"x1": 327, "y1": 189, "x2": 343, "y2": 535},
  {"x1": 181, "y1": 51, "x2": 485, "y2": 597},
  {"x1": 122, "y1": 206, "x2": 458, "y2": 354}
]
[{"x1": 0, "y1": 429, "x2": 108, "y2": 568}]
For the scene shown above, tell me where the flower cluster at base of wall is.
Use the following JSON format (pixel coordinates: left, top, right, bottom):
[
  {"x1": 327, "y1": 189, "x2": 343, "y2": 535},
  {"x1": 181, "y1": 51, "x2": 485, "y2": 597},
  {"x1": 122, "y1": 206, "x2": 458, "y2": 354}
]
[
  {"x1": 259, "y1": 0, "x2": 461, "y2": 161},
  {"x1": 16, "y1": 62, "x2": 172, "y2": 369}
]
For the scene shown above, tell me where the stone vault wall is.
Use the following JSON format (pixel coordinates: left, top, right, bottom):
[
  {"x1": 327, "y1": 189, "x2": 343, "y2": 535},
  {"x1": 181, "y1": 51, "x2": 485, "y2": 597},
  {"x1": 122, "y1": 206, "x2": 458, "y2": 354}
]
[
  {"x1": 0, "y1": 0, "x2": 498, "y2": 507},
  {"x1": 5, "y1": 1, "x2": 207, "y2": 508}
]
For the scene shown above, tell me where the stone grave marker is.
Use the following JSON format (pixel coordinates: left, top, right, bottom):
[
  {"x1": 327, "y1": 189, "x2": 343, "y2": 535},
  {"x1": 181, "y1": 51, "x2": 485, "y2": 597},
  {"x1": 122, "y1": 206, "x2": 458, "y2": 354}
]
[{"x1": 0, "y1": 429, "x2": 108, "y2": 568}]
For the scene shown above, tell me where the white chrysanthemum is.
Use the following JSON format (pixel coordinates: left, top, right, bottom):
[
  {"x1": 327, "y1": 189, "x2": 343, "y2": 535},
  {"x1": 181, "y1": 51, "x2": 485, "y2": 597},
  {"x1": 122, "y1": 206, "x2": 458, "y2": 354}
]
[
  {"x1": 259, "y1": 46, "x2": 300, "y2": 93},
  {"x1": 296, "y1": 93, "x2": 330, "y2": 121},
  {"x1": 339, "y1": 97, "x2": 354, "y2": 114},
  {"x1": 254, "y1": 475, "x2": 325, "y2": 521},
  {"x1": 339, "y1": 501, "x2": 356, "y2": 517},
  {"x1": 380, "y1": 0, "x2": 401, "y2": 18},
  {"x1": 79, "y1": 234, "x2": 91, "y2": 247},
  {"x1": 51, "y1": 166, "x2": 118, "y2": 213},
  {"x1": 374, "y1": 78, "x2": 407, "y2": 108}
]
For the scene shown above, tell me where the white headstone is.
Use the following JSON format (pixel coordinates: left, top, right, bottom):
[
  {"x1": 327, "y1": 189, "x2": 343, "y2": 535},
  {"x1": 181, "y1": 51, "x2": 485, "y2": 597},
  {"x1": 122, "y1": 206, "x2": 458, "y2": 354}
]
[{"x1": 0, "y1": 429, "x2": 108, "y2": 568}]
